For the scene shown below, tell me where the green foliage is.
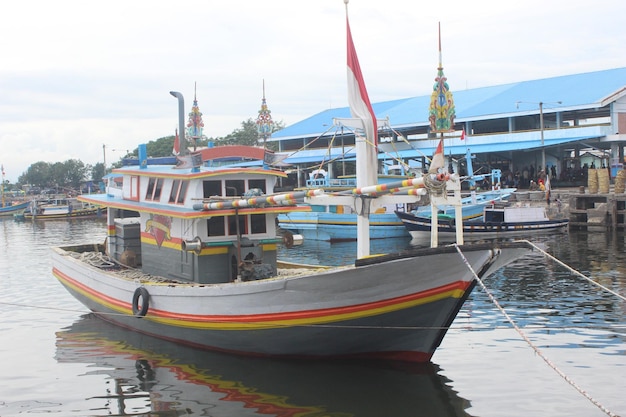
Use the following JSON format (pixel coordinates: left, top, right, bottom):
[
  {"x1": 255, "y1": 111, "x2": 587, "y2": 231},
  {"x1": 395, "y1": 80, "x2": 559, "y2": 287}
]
[
  {"x1": 18, "y1": 159, "x2": 89, "y2": 189},
  {"x1": 17, "y1": 117, "x2": 285, "y2": 189},
  {"x1": 217, "y1": 119, "x2": 261, "y2": 147},
  {"x1": 91, "y1": 162, "x2": 106, "y2": 182},
  {"x1": 214, "y1": 118, "x2": 284, "y2": 150}
]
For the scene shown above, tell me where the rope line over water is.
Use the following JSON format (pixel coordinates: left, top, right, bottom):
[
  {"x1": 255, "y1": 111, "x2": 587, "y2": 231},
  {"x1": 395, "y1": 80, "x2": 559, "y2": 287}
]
[
  {"x1": 453, "y1": 243, "x2": 620, "y2": 417},
  {"x1": 521, "y1": 239, "x2": 626, "y2": 302}
]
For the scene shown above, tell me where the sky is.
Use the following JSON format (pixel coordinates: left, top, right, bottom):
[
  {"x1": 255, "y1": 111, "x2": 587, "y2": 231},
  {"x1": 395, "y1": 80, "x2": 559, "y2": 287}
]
[{"x1": 1, "y1": 0, "x2": 625, "y2": 183}]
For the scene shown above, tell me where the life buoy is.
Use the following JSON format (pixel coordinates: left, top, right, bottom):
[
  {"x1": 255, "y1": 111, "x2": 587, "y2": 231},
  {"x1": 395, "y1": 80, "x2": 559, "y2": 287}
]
[{"x1": 132, "y1": 287, "x2": 150, "y2": 317}]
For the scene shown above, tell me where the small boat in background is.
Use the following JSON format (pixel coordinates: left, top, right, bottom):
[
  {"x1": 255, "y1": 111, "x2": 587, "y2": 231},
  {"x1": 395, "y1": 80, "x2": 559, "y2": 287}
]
[
  {"x1": 0, "y1": 164, "x2": 31, "y2": 218},
  {"x1": 396, "y1": 203, "x2": 568, "y2": 240},
  {"x1": 411, "y1": 147, "x2": 515, "y2": 221},
  {"x1": 25, "y1": 196, "x2": 101, "y2": 220},
  {"x1": 0, "y1": 200, "x2": 31, "y2": 218},
  {"x1": 412, "y1": 185, "x2": 516, "y2": 220},
  {"x1": 277, "y1": 173, "x2": 416, "y2": 242}
]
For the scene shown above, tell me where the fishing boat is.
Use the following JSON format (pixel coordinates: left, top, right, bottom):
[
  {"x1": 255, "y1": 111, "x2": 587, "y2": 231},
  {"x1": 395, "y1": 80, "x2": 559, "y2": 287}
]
[
  {"x1": 25, "y1": 196, "x2": 101, "y2": 220},
  {"x1": 396, "y1": 203, "x2": 569, "y2": 240},
  {"x1": 0, "y1": 200, "x2": 30, "y2": 218},
  {"x1": 412, "y1": 147, "x2": 515, "y2": 220},
  {"x1": 277, "y1": 149, "x2": 513, "y2": 241},
  {"x1": 50, "y1": 7, "x2": 531, "y2": 363},
  {"x1": 277, "y1": 172, "x2": 415, "y2": 242},
  {"x1": 0, "y1": 165, "x2": 30, "y2": 218},
  {"x1": 412, "y1": 184, "x2": 516, "y2": 220}
]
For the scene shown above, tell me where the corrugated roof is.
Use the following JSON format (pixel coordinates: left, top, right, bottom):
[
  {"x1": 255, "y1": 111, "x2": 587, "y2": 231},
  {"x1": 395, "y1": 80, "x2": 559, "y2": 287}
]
[
  {"x1": 271, "y1": 67, "x2": 626, "y2": 140},
  {"x1": 383, "y1": 136, "x2": 600, "y2": 161}
]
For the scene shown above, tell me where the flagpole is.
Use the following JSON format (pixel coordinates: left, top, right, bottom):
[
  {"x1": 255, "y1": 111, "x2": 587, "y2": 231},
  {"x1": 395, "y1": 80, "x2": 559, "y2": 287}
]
[{"x1": 345, "y1": 0, "x2": 379, "y2": 258}]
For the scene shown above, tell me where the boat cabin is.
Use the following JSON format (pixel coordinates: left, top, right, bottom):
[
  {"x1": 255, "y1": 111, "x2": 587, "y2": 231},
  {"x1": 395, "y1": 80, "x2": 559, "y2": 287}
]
[
  {"x1": 483, "y1": 205, "x2": 549, "y2": 223},
  {"x1": 84, "y1": 164, "x2": 306, "y2": 285}
]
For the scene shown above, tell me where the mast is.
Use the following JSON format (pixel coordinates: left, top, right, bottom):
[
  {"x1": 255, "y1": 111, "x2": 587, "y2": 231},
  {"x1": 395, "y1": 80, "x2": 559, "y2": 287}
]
[
  {"x1": 1, "y1": 164, "x2": 5, "y2": 207},
  {"x1": 344, "y1": 0, "x2": 378, "y2": 258}
]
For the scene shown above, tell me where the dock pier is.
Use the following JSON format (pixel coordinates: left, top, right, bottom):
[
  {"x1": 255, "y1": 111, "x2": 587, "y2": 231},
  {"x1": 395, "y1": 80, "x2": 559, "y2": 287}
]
[{"x1": 568, "y1": 193, "x2": 626, "y2": 230}]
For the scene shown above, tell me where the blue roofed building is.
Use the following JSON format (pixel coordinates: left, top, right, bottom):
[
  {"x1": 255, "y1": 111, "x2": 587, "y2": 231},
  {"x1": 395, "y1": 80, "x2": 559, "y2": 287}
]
[{"x1": 269, "y1": 67, "x2": 626, "y2": 189}]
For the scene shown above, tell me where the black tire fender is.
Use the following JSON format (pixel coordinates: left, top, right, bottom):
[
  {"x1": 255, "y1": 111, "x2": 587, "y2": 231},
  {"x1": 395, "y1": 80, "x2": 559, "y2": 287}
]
[{"x1": 132, "y1": 287, "x2": 150, "y2": 317}]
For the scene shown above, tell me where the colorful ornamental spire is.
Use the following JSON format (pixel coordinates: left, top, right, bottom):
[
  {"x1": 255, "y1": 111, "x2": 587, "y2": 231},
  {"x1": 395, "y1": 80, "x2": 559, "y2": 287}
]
[
  {"x1": 256, "y1": 80, "x2": 274, "y2": 146},
  {"x1": 186, "y1": 83, "x2": 205, "y2": 141},
  {"x1": 428, "y1": 22, "x2": 456, "y2": 133}
]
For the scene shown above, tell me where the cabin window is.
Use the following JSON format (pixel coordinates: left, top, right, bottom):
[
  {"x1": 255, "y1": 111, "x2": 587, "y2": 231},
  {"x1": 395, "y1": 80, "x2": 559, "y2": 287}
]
[
  {"x1": 250, "y1": 214, "x2": 266, "y2": 234},
  {"x1": 248, "y1": 179, "x2": 266, "y2": 193},
  {"x1": 145, "y1": 178, "x2": 164, "y2": 201},
  {"x1": 207, "y1": 217, "x2": 225, "y2": 236},
  {"x1": 129, "y1": 175, "x2": 140, "y2": 201},
  {"x1": 169, "y1": 180, "x2": 188, "y2": 204},
  {"x1": 146, "y1": 178, "x2": 155, "y2": 199},
  {"x1": 153, "y1": 178, "x2": 163, "y2": 200},
  {"x1": 203, "y1": 180, "x2": 222, "y2": 198},
  {"x1": 485, "y1": 210, "x2": 505, "y2": 222},
  {"x1": 169, "y1": 180, "x2": 180, "y2": 203},
  {"x1": 228, "y1": 214, "x2": 246, "y2": 236},
  {"x1": 177, "y1": 181, "x2": 188, "y2": 204},
  {"x1": 225, "y1": 180, "x2": 245, "y2": 197}
]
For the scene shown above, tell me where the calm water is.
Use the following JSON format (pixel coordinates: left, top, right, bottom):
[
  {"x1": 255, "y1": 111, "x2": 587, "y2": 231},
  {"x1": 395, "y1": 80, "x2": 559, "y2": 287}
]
[{"x1": 0, "y1": 218, "x2": 625, "y2": 417}]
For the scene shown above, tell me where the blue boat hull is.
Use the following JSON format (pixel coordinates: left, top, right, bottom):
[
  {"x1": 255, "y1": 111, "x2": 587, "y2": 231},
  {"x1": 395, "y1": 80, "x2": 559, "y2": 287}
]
[
  {"x1": 0, "y1": 200, "x2": 31, "y2": 217},
  {"x1": 278, "y1": 211, "x2": 407, "y2": 241}
]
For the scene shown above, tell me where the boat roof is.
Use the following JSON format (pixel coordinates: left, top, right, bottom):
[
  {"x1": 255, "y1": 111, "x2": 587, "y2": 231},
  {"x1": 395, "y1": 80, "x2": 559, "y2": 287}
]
[
  {"x1": 82, "y1": 164, "x2": 303, "y2": 218},
  {"x1": 79, "y1": 192, "x2": 310, "y2": 219},
  {"x1": 112, "y1": 164, "x2": 287, "y2": 179}
]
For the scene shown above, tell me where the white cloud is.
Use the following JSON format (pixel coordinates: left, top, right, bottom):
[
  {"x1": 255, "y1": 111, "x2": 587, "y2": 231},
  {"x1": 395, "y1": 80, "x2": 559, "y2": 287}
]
[{"x1": 1, "y1": 0, "x2": 625, "y2": 181}]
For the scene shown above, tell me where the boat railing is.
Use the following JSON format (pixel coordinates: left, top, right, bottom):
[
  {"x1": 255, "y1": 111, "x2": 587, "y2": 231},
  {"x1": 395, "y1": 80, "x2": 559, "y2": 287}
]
[
  {"x1": 306, "y1": 178, "x2": 329, "y2": 187},
  {"x1": 305, "y1": 178, "x2": 357, "y2": 188}
]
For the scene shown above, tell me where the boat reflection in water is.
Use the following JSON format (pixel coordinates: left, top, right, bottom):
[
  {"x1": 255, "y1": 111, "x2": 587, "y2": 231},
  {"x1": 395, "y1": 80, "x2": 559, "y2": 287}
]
[{"x1": 56, "y1": 314, "x2": 473, "y2": 417}]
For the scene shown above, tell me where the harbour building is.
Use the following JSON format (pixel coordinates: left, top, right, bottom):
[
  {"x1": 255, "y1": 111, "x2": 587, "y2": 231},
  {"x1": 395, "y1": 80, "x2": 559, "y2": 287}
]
[{"x1": 269, "y1": 67, "x2": 626, "y2": 189}]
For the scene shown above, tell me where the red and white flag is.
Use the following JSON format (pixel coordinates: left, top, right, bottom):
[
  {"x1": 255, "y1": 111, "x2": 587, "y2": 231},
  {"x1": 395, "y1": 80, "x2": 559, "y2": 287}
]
[
  {"x1": 346, "y1": 17, "x2": 377, "y2": 148},
  {"x1": 172, "y1": 129, "x2": 180, "y2": 156},
  {"x1": 429, "y1": 139, "x2": 445, "y2": 174},
  {"x1": 460, "y1": 129, "x2": 466, "y2": 140}
]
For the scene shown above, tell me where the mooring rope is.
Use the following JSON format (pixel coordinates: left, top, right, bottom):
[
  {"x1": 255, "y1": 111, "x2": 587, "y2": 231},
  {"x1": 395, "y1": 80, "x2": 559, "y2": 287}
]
[
  {"x1": 520, "y1": 239, "x2": 626, "y2": 302},
  {"x1": 453, "y1": 243, "x2": 620, "y2": 417}
]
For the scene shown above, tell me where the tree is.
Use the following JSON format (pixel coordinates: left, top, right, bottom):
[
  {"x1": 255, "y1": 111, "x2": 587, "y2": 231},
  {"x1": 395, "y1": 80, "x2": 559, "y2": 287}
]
[
  {"x1": 17, "y1": 117, "x2": 286, "y2": 186},
  {"x1": 18, "y1": 159, "x2": 88, "y2": 190},
  {"x1": 63, "y1": 159, "x2": 89, "y2": 189},
  {"x1": 91, "y1": 162, "x2": 106, "y2": 182},
  {"x1": 117, "y1": 118, "x2": 285, "y2": 161},
  {"x1": 120, "y1": 135, "x2": 213, "y2": 161},
  {"x1": 215, "y1": 118, "x2": 284, "y2": 149},
  {"x1": 50, "y1": 162, "x2": 67, "y2": 188},
  {"x1": 19, "y1": 161, "x2": 52, "y2": 187}
]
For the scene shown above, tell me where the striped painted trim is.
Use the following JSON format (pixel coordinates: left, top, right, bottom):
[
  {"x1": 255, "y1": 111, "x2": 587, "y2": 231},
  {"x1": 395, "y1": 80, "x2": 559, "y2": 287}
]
[{"x1": 53, "y1": 267, "x2": 470, "y2": 331}]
